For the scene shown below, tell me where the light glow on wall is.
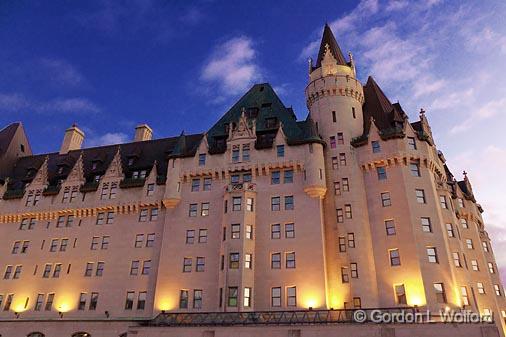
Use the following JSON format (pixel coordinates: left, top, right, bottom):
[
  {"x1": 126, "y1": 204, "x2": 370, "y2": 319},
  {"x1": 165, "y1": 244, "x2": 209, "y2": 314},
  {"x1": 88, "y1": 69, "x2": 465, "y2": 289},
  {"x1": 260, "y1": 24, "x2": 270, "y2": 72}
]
[
  {"x1": 406, "y1": 281, "x2": 427, "y2": 307},
  {"x1": 157, "y1": 297, "x2": 176, "y2": 311}
]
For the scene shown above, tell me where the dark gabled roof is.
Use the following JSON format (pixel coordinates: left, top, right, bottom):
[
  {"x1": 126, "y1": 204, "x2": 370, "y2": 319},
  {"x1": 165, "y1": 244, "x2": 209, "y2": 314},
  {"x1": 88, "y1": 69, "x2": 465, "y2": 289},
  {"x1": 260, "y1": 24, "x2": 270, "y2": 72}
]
[
  {"x1": 0, "y1": 122, "x2": 20, "y2": 156},
  {"x1": 362, "y1": 76, "x2": 407, "y2": 134},
  {"x1": 315, "y1": 24, "x2": 347, "y2": 68},
  {"x1": 207, "y1": 83, "x2": 323, "y2": 151},
  {"x1": 5, "y1": 135, "x2": 203, "y2": 191}
]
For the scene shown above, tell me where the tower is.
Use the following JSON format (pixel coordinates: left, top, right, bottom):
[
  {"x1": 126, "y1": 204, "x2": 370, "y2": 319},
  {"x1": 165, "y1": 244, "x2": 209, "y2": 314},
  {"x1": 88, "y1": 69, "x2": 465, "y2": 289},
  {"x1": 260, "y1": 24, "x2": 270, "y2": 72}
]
[{"x1": 306, "y1": 24, "x2": 379, "y2": 308}]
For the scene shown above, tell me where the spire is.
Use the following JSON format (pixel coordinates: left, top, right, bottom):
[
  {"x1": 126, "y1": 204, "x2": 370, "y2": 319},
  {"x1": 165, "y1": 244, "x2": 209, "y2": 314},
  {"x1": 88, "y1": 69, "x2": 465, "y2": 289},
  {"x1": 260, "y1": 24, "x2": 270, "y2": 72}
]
[{"x1": 315, "y1": 23, "x2": 347, "y2": 68}]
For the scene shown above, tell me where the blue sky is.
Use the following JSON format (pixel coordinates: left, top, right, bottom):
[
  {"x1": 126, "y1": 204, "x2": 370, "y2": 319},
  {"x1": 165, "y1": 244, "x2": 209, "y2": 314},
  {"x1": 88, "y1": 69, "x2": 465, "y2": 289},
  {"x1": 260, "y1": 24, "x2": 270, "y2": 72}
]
[{"x1": 1, "y1": 0, "x2": 506, "y2": 281}]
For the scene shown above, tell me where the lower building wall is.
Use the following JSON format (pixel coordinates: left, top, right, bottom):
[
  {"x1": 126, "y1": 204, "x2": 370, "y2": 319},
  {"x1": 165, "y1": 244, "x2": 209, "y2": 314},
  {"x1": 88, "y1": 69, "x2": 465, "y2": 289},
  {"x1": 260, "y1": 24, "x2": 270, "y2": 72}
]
[{"x1": 0, "y1": 321, "x2": 500, "y2": 337}]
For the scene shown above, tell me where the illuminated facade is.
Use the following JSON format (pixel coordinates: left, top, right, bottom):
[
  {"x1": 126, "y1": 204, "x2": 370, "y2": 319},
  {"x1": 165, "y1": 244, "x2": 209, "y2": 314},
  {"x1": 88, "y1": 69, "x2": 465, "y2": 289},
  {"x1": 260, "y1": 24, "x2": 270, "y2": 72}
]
[{"x1": 0, "y1": 24, "x2": 504, "y2": 337}]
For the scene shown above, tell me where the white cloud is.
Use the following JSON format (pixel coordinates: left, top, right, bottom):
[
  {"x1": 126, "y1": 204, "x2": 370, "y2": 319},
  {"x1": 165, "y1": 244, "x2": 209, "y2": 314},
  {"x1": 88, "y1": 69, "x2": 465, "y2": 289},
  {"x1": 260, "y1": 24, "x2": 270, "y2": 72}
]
[
  {"x1": 0, "y1": 93, "x2": 99, "y2": 115},
  {"x1": 450, "y1": 98, "x2": 506, "y2": 134},
  {"x1": 39, "y1": 58, "x2": 84, "y2": 86},
  {"x1": 86, "y1": 132, "x2": 129, "y2": 147},
  {"x1": 201, "y1": 36, "x2": 262, "y2": 97},
  {"x1": 386, "y1": 0, "x2": 408, "y2": 11}
]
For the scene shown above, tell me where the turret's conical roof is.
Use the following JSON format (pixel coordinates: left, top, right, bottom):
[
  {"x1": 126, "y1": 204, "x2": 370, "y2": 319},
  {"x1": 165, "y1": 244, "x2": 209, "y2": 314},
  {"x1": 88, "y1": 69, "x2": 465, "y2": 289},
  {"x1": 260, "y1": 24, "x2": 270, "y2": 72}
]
[{"x1": 315, "y1": 24, "x2": 347, "y2": 68}]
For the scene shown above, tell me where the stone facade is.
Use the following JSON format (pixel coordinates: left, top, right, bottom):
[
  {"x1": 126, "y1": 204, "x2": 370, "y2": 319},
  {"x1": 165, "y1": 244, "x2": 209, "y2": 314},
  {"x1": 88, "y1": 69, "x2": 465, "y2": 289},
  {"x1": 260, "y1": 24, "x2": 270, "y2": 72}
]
[{"x1": 0, "y1": 24, "x2": 504, "y2": 337}]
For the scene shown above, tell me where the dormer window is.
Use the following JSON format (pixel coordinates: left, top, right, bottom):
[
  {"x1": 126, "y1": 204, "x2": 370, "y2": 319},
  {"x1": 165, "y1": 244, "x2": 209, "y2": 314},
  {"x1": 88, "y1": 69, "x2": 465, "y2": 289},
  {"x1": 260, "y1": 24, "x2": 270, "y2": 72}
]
[
  {"x1": 224, "y1": 123, "x2": 230, "y2": 134},
  {"x1": 132, "y1": 170, "x2": 147, "y2": 179},
  {"x1": 26, "y1": 168, "x2": 36, "y2": 178},
  {"x1": 57, "y1": 166, "x2": 65, "y2": 175},
  {"x1": 265, "y1": 117, "x2": 277, "y2": 129},
  {"x1": 92, "y1": 161, "x2": 99, "y2": 170},
  {"x1": 127, "y1": 158, "x2": 135, "y2": 166},
  {"x1": 246, "y1": 107, "x2": 259, "y2": 119},
  {"x1": 94, "y1": 175, "x2": 101, "y2": 182}
]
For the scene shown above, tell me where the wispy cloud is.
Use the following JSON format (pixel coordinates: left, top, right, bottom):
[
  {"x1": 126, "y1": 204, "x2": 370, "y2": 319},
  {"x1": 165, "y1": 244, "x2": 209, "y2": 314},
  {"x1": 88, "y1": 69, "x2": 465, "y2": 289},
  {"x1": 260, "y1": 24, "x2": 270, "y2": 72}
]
[
  {"x1": 0, "y1": 93, "x2": 100, "y2": 115},
  {"x1": 39, "y1": 58, "x2": 85, "y2": 87},
  {"x1": 450, "y1": 98, "x2": 506, "y2": 134},
  {"x1": 85, "y1": 132, "x2": 129, "y2": 147},
  {"x1": 200, "y1": 36, "x2": 262, "y2": 100}
]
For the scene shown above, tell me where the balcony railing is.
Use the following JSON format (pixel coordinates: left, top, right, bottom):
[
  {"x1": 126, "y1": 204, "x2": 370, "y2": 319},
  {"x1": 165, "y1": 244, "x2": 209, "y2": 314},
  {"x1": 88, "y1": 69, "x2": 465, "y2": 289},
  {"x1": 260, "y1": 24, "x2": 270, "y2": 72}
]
[
  {"x1": 226, "y1": 182, "x2": 256, "y2": 192},
  {"x1": 146, "y1": 308, "x2": 418, "y2": 327}
]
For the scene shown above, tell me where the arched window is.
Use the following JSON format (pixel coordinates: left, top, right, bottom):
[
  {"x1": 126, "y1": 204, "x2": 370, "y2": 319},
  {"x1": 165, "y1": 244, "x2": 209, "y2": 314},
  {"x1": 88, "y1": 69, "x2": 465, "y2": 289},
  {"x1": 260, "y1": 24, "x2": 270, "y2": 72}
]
[
  {"x1": 72, "y1": 333, "x2": 91, "y2": 337},
  {"x1": 27, "y1": 333, "x2": 45, "y2": 337}
]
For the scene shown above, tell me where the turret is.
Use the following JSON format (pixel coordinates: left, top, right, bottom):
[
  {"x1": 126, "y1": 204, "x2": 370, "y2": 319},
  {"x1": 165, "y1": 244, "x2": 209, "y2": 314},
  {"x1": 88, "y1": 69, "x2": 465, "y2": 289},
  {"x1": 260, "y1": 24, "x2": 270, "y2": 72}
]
[{"x1": 305, "y1": 24, "x2": 364, "y2": 139}]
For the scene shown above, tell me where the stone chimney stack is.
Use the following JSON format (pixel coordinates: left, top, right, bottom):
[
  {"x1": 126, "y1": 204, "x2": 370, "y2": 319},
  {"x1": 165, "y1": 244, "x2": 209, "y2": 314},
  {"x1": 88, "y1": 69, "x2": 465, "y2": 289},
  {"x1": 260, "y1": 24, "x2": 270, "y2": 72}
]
[
  {"x1": 134, "y1": 124, "x2": 153, "y2": 142},
  {"x1": 60, "y1": 124, "x2": 85, "y2": 154}
]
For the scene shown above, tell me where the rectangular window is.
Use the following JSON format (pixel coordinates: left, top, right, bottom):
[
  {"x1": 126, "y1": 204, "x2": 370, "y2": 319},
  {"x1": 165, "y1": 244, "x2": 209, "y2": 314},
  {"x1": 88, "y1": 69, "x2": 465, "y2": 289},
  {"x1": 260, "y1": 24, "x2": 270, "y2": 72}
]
[
  {"x1": 44, "y1": 293, "x2": 54, "y2": 311},
  {"x1": 271, "y1": 224, "x2": 281, "y2": 239},
  {"x1": 271, "y1": 171, "x2": 280, "y2": 184},
  {"x1": 60, "y1": 239, "x2": 68, "y2": 251},
  {"x1": 228, "y1": 287, "x2": 238, "y2": 307},
  {"x1": 377, "y1": 167, "x2": 387, "y2": 180},
  {"x1": 458, "y1": 198, "x2": 464, "y2": 208},
  {"x1": 337, "y1": 132, "x2": 344, "y2": 144},
  {"x1": 284, "y1": 196, "x2": 294, "y2": 210},
  {"x1": 415, "y1": 189, "x2": 426, "y2": 203},
  {"x1": 427, "y1": 247, "x2": 438, "y2": 263},
  {"x1": 246, "y1": 225, "x2": 253, "y2": 239},
  {"x1": 96, "y1": 262, "x2": 104, "y2": 276},
  {"x1": 421, "y1": 217, "x2": 432, "y2": 232},
  {"x1": 440, "y1": 196, "x2": 448, "y2": 209},
  {"x1": 137, "y1": 291, "x2": 147, "y2": 310},
  {"x1": 84, "y1": 262, "x2": 93, "y2": 277},
  {"x1": 200, "y1": 202, "x2": 210, "y2": 216},
  {"x1": 203, "y1": 177, "x2": 212, "y2": 191},
  {"x1": 344, "y1": 204, "x2": 352, "y2": 219},
  {"x1": 336, "y1": 208, "x2": 343, "y2": 223},
  {"x1": 229, "y1": 253, "x2": 240, "y2": 269},
  {"x1": 42, "y1": 264, "x2": 51, "y2": 278},
  {"x1": 477, "y1": 282, "x2": 485, "y2": 294},
  {"x1": 460, "y1": 218, "x2": 468, "y2": 229},
  {"x1": 78, "y1": 293, "x2": 87, "y2": 310},
  {"x1": 149, "y1": 208, "x2": 158, "y2": 221},
  {"x1": 466, "y1": 239, "x2": 474, "y2": 249},
  {"x1": 341, "y1": 267, "x2": 349, "y2": 283},
  {"x1": 196, "y1": 257, "x2": 205, "y2": 272},
  {"x1": 244, "y1": 287, "x2": 252, "y2": 307},
  {"x1": 494, "y1": 285, "x2": 502, "y2": 296},
  {"x1": 89, "y1": 292, "x2": 99, "y2": 310},
  {"x1": 13, "y1": 265, "x2": 22, "y2": 279},
  {"x1": 35, "y1": 294, "x2": 44, "y2": 311},
  {"x1": 285, "y1": 223, "x2": 295, "y2": 238},
  {"x1": 385, "y1": 220, "x2": 396, "y2": 236},
  {"x1": 244, "y1": 253, "x2": 252, "y2": 269},
  {"x1": 434, "y1": 283, "x2": 447, "y2": 303},
  {"x1": 332, "y1": 157, "x2": 338, "y2": 169},
  {"x1": 446, "y1": 223, "x2": 454, "y2": 238},
  {"x1": 339, "y1": 237, "x2": 346, "y2": 252},
  {"x1": 334, "y1": 181, "x2": 341, "y2": 195},
  {"x1": 381, "y1": 192, "x2": 391, "y2": 207},
  {"x1": 332, "y1": 111, "x2": 337, "y2": 123},
  {"x1": 198, "y1": 229, "x2": 207, "y2": 243},
  {"x1": 461, "y1": 287, "x2": 469, "y2": 306},
  {"x1": 353, "y1": 297, "x2": 362, "y2": 308},
  {"x1": 390, "y1": 249, "x2": 401, "y2": 266},
  {"x1": 410, "y1": 163, "x2": 421, "y2": 177},
  {"x1": 106, "y1": 211, "x2": 114, "y2": 224},
  {"x1": 246, "y1": 198, "x2": 254, "y2": 211},
  {"x1": 57, "y1": 216, "x2": 65, "y2": 227},
  {"x1": 271, "y1": 197, "x2": 280, "y2": 211},
  {"x1": 50, "y1": 239, "x2": 58, "y2": 252},
  {"x1": 277, "y1": 145, "x2": 285, "y2": 157},
  {"x1": 191, "y1": 179, "x2": 200, "y2": 192},
  {"x1": 231, "y1": 224, "x2": 240, "y2": 239},
  {"x1": 342, "y1": 178, "x2": 349, "y2": 191},
  {"x1": 145, "y1": 233, "x2": 155, "y2": 247},
  {"x1": 488, "y1": 262, "x2": 495, "y2": 274},
  {"x1": 350, "y1": 263, "x2": 358, "y2": 278},
  {"x1": 183, "y1": 258, "x2": 192, "y2": 272},
  {"x1": 52, "y1": 264, "x2": 61, "y2": 278},
  {"x1": 138, "y1": 209, "x2": 148, "y2": 222},
  {"x1": 407, "y1": 137, "x2": 417, "y2": 150},
  {"x1": 232, "y1": 148, "x2": 240, "y2": 162},
  {"x1": 471, "y1": 260, "x2": 479, "y2": 271},
  {"x1": 482, "y1": 241, "x2": 489, "y2": 252},
  {"x1": 242, "y1": 144, "x2": 250, "y2": 161},
  {"x1": 330, "y1": 136, "x2": 336, "y2": 148},
  {"x1": 271, "y1": 287, "x2": 281, "y2": 307},
  {"x1": 339, "y1": 153, "x2": 346, "y2": 166},
  {"x1": 199, "y1": 153, "x2": 206, "y2": 166},
  {"x1": 189, "y1": 204, "x2": 198, "y2": 217},
  {"x1": 232, "y1": 197, "x2": 242, "y2": 211},
  {"x1": 286, "y1": 252, "x2": 296, "y2": 268},
  {"x1": 348, "y1": 233, "x2": 355, "y2": 248},
  {"x1": 192, "y1": 289, "x2": 202, "y2": 309},
  {"x1": 146, "y1": 183, "x2": 155, "y2": 196},
  {"x1": 142, "y1": 261, "x2": 151, "y2": 275},
  {"x1": 130, "y1": 261, "x2": 139, "y2": 275},
  {"x1": 395, "y1": 284, "x2": 407, "y2": 305},
  {"x1": 179, "y1": 290, "x2": 188, "y2": 309},
  {"x1": 125, "y1": 291, "x2": 134, "y2": 310},
  {"x1": 287, "y1": 286, "x2": 297, "y2": 307},
  {"x1": 185, "y1": 230, "x2": 194, "y2": 244},
  {"x1": 372, "y1": 141, "x2": 381, "y2": 153},
  {"x1": 284, "y1": 170, "x2": 293, "y2": 183},
  {"x1": 271, "y1": 253, "x2": 281, "y2": 269},
  {"x1": 453, "y1": 252, "x2": 462, "y2": 267}
]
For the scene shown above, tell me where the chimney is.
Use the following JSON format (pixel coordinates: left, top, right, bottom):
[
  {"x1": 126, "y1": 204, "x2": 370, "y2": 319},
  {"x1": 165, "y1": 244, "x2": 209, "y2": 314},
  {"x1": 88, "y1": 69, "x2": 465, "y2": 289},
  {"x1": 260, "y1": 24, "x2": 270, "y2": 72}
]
[
  {"x1": 60, "y1": 124, "x2": 85, "y2": 154},
  {"x1": 134, "y1": 124, "x2": 153, "y2": 142}
]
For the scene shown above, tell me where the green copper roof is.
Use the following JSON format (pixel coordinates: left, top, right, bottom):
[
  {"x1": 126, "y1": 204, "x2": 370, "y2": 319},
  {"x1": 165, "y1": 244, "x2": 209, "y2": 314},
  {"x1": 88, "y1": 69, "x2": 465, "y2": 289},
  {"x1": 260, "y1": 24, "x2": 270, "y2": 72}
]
[{"x1": 207, "y1": 83, "x2": 323, "y2": 149}]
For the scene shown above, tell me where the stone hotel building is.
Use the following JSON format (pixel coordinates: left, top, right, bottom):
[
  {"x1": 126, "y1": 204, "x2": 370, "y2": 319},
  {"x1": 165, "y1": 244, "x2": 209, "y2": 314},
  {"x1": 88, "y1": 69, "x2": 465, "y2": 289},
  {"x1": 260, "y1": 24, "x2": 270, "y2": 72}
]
[{"x1": 0, "y1": 25, "x2": 504, "y2": 337}]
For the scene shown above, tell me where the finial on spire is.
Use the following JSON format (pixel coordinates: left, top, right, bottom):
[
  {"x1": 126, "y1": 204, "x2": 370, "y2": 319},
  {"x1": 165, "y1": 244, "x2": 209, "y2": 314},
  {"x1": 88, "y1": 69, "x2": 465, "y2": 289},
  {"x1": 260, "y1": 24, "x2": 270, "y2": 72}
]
[
  {"x1": 420, "y1": 108, "x2": 426, "y2": 115},
  {"x1": 463, "y1": 170, "x2": 468, "y2": 178}
]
